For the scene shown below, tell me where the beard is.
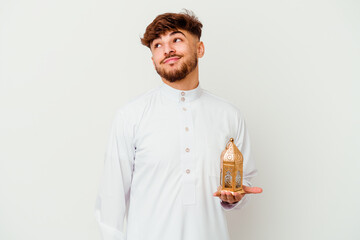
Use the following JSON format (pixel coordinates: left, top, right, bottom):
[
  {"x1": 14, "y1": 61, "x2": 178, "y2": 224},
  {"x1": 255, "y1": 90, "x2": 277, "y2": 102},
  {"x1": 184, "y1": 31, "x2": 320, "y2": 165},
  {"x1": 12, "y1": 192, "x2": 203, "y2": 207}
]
[{"x1": 155, "y1": 52, "x2": 198, "y2": 82}]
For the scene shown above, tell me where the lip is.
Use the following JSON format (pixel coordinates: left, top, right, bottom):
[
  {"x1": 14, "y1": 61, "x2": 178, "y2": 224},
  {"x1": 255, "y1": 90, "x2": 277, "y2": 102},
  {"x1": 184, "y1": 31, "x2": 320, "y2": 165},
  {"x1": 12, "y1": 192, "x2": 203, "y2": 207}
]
[{"x1": 163, "y1": 56, "x2": 180, "y2": 64}]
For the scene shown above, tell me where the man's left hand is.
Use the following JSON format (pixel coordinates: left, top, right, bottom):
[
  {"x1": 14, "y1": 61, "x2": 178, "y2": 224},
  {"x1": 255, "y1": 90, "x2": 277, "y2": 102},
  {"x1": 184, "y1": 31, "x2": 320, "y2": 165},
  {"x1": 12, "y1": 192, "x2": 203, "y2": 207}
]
[{"x1": 213, "y1": 185, "x2": 263, "y2": 204}]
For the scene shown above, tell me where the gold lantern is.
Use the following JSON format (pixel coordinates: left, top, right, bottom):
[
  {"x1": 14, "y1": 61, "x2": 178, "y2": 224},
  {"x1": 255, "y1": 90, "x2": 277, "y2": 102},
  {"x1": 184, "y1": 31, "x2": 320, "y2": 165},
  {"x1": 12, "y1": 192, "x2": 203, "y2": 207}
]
[{"x1": 220, "y1": 138, "x2": 245, "y2": 193}]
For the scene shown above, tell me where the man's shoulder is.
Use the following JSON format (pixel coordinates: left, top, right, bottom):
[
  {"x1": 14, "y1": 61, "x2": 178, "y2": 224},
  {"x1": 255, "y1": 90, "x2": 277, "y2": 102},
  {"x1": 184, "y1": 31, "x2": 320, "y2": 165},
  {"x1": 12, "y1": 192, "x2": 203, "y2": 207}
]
[{"x1": 116, "y1": 85, "x2": 161, "y2": 116}]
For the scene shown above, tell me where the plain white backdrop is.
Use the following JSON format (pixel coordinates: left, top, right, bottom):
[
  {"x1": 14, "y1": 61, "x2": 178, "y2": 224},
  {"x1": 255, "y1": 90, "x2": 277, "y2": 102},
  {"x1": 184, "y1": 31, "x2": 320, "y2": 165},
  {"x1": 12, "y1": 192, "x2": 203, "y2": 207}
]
[{"x1": 1, "y1": 0, "x2": 359, "y2": 239}]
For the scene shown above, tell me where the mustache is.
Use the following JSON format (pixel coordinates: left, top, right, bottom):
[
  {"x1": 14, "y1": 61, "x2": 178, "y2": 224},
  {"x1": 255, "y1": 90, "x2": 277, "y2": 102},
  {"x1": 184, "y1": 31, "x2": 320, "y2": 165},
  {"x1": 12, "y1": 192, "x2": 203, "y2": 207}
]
[{"x1": 161, "y1": 54, "x2": 183, "y2": 64}]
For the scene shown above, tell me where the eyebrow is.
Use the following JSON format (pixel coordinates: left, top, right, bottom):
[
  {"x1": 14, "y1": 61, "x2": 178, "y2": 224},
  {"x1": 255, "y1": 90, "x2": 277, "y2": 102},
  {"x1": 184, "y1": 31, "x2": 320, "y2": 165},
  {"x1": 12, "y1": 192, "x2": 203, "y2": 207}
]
[{"x1": 170, "y1": 31, "x2": 186, "y2": 38}]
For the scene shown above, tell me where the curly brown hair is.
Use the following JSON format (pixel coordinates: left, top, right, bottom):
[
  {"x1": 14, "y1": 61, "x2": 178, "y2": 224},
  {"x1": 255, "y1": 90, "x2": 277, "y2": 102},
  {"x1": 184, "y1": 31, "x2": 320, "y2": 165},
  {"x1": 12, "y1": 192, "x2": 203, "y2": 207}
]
[{"x1": 141, "y1": 10, "x2": 203, "y2": 48}]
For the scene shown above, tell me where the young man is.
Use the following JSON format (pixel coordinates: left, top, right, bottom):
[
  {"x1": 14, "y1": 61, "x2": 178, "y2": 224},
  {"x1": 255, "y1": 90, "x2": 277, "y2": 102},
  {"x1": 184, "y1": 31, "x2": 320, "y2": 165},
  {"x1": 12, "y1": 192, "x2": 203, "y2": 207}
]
[{"x1": 95, "y1": 11, "x2": 262, "y2": 240}]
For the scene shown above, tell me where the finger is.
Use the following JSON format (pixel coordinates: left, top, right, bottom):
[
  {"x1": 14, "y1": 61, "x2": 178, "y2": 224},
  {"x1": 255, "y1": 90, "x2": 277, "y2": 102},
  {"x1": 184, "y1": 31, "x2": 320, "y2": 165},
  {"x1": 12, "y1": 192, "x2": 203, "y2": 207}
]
[
  {"x1": 243, "y1": 186, "x2": 263, "y2": 194},
  {"x1": 218, "y1": 191, "x2": 228, "y2": 202},
  {"x1": 234, "y1": 192, "x2": 245, "y2": 202},
  {"x1": 213, "y1": 191, "x2": 221, "y2": 197},
  {"x1": 213, "y1": 186, "x2": 223, "y2": 197},
  {"x1": 220, "y1": 191, "x2": 227, "y2": 201},
  {"x1": 225, "y1": 191, "x2": 236, "y2": 203},
  {"x1": 214, "y1": 190, "x2": 244, "y2": 204},
  {"x1": 213, "y1": 190, "x2": 225, "y2": 199}
]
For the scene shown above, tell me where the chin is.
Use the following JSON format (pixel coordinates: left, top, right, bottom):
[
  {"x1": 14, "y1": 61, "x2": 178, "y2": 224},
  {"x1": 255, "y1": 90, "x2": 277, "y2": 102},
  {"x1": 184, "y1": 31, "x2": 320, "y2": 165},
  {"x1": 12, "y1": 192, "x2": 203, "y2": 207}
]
[{"x1": 165, "y1": 77, "x2": 185, "y2": 83}]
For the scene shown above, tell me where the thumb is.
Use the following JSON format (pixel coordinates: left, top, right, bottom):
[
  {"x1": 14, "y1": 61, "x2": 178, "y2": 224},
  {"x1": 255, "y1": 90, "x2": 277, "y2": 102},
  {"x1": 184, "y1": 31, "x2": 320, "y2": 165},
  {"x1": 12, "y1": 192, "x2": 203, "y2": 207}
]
[{"x1": 243, "y1": 185, "x2": 263, "y2": 194}]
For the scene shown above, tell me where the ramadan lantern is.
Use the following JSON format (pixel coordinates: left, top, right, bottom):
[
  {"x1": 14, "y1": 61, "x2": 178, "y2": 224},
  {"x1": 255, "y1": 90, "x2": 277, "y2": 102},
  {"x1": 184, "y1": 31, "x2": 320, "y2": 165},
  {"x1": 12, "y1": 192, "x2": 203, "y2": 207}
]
[{"x1": 220, "y1": 138, "x2": 245, "y2": 193}]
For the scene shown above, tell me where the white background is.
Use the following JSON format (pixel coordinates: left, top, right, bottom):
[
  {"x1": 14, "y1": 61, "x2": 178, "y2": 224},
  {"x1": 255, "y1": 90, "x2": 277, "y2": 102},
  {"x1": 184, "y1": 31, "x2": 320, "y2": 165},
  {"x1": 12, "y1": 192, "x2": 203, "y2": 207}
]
[{"x1": 1, "y1": 0, "x2": 359, "y2": 239}]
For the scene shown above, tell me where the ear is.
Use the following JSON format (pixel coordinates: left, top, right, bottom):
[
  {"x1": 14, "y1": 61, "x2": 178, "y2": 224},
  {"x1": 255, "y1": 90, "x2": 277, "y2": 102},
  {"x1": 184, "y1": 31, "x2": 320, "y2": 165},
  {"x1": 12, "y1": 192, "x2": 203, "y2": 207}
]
[{"x1": 197, "y1": 41, "x2": 205, "y2": 58}]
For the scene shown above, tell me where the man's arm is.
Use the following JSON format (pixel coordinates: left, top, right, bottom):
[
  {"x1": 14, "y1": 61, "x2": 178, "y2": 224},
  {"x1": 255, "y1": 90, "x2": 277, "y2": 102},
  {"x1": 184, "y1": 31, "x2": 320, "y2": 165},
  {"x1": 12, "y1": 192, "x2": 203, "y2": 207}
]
[
  {"x1": 94, "y1": 111, "x2": 134, "y2": 240},
  {"x1": 214, "y1": 111, "x2": 261, "y2": 211}
]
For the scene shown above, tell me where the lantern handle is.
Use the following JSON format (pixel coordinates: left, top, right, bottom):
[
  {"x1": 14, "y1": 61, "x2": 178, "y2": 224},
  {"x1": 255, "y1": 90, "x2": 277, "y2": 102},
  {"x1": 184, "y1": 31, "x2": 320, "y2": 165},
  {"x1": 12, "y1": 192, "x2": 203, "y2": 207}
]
[{"x1": 226, "y1": 138, "x2": 235, "y2": 149}]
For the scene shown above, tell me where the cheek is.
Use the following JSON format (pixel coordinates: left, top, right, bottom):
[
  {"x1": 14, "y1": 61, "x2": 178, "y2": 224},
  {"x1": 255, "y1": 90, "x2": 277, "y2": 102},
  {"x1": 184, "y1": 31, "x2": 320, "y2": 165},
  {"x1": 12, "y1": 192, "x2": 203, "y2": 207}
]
[
  {"x1": 151, "y1": 50, "x2": 161, "y2": 60},
  {"x1": 152, "y1": 55, "x2": 161, "y2": 65},
  {"x1": 179, "y1": 45, "x2": 190, "y2": 53},
  {"x1": 184, "y1": 46, "x2": 197, "y2": 56}
]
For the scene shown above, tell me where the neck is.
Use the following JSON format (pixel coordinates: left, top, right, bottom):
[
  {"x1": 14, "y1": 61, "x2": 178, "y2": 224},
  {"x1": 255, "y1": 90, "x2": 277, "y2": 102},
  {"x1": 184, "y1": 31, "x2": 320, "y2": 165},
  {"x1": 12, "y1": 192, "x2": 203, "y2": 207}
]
[{"x1": 161, "y1": 66, "x2": 199, "y2": 91}]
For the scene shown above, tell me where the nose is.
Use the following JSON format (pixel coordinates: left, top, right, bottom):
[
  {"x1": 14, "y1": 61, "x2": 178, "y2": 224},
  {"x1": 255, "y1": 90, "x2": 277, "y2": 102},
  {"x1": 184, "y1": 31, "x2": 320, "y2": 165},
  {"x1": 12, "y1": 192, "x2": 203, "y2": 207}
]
[{"x1": 163, "y1": 42, "x2": 175, "y2": 56}]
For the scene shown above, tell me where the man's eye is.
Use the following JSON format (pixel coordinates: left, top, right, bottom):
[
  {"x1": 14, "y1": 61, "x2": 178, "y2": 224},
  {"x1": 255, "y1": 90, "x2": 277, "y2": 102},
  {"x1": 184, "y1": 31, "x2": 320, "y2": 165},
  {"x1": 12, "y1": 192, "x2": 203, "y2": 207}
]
[
  {"x1": 154, "y1": 43, "x2": 161, "y2": 48},
  {"x1": 174, "y1": 38, "x2": 182, "y2": 42}
]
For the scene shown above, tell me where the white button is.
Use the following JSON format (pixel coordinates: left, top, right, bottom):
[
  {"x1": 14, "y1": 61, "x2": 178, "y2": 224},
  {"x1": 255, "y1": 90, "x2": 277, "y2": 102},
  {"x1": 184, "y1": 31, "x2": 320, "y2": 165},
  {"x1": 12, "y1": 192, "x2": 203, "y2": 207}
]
[
  {"x1": 181, "y1": 92, "x2": 185, "y2": 96},
  {"x1": 181, "y1": 97, "x2": 185, "y2": 102},
  {"x1": 185, "y1": 148, "x2": 190, "y2": 152},
  {"x1": 182, "y1": 107, "x2": 187, "y2": 111},
  {"x1": 186, "y1": 169, "x2": 190, "y2": 174},
  {"x1": 185, "y1": 127, "x2": 189, "y2": 131}
]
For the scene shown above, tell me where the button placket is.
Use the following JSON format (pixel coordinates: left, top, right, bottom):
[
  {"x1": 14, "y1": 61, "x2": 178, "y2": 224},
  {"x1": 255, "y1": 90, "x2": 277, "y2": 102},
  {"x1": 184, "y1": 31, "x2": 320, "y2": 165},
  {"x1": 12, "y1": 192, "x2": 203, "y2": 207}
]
[
  {"x1": 179, "y1": 100, "x2": 196, "y2": 205},
  {"x1": 180, "y1": 102, "x2": 194, "y2": 171}
]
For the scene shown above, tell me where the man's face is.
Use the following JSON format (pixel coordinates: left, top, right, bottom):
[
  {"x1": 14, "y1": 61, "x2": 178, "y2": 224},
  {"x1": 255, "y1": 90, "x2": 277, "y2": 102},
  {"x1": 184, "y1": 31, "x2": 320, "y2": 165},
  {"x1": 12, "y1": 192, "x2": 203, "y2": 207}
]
[{"x1": 150, "y1": 29, "x2": 204, "y2": 82}]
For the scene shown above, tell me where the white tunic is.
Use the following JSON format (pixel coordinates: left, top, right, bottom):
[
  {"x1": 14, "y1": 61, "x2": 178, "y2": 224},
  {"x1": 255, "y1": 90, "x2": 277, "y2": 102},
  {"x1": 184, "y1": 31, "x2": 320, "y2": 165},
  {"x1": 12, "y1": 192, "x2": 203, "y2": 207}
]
[{"x1": 94, "y1": 82, "x2": 258, "y2": 240}]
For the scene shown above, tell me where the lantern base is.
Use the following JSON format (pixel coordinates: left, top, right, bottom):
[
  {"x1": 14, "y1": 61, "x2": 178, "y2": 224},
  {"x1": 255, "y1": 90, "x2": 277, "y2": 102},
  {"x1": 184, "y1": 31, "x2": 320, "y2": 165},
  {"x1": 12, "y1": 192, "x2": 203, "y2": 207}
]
[{"x1": 219, "y1": 186, "x2": 246, "y2": 194}]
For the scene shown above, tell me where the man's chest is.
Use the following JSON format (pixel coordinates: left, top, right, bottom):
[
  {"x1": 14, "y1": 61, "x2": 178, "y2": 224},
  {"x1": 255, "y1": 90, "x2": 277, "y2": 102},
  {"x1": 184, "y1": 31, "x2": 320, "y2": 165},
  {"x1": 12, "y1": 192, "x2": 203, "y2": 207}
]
[{"x1": 132, "y1": 103, "x2": 237, "y2": 177}]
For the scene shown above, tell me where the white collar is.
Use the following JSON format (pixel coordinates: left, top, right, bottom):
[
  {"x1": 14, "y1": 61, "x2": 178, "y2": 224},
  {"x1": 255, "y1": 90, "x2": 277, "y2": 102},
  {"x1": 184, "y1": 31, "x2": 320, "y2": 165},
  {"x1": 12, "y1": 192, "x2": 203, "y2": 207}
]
[{"x1": 160, "y1": 81, "x2": 202, "y2": 103}]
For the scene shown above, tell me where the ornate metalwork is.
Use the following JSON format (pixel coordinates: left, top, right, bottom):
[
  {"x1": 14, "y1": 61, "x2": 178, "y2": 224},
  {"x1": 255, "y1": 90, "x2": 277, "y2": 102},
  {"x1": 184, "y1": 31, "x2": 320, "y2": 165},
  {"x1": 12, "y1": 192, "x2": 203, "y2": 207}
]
[
  {"x1": 220, "y1": 138, "x2": 245, "y2": 193},
  {"x1": 225, "y1": 170, "x2": 232, "y2": 188},
  {"x1": 236, "y1": 171, "x2": 241, "y2": 188}
]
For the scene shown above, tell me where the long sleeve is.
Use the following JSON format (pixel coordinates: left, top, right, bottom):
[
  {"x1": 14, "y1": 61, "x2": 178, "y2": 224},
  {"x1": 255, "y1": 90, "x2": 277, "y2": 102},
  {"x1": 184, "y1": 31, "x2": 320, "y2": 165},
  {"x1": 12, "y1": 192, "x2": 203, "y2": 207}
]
[
  {"x1": 221, "y1": 111, "x2": 258, "y2": 211},
  {"x1": 94, "y1": 111, "x2": 135, "y2": 240}
]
